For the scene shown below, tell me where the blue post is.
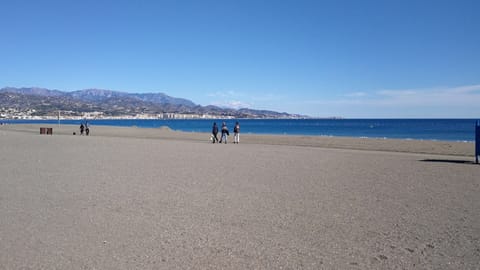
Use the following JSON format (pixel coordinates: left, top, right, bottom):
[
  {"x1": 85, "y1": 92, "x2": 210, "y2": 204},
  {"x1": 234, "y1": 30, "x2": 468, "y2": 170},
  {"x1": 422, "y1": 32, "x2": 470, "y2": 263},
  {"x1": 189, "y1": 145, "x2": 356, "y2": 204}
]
[{"x1": 476, "y1": 121, "x2": 480, "y2": 164}]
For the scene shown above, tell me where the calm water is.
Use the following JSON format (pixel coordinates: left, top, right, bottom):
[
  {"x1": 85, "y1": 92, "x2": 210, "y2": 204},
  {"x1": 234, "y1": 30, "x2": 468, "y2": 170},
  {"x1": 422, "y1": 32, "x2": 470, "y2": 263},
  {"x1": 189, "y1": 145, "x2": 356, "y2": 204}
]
[{"x1": 3, "y1": 119, "x2": 478, "y2": 142}]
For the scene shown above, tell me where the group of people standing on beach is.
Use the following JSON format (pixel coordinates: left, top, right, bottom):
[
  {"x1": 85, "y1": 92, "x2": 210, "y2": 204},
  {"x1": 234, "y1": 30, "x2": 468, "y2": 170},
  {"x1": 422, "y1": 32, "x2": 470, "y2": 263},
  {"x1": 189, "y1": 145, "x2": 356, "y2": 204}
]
[
  {"x1": 79, "y1": 122, "x2": 90, "y2": 136},
  {"x1": 211, "y1": 121, "x2": 240, "y2": 144}
]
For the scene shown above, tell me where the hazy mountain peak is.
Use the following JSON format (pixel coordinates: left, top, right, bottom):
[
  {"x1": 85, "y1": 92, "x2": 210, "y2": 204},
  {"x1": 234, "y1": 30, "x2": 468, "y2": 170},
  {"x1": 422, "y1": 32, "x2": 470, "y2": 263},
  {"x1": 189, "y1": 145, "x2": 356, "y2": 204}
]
[
  {"x1": 0, "y1": 87, "x2": 64, "y2": 96},
  {"x1": 0, "y1": 86, "x2": 302, "y2": 118}
]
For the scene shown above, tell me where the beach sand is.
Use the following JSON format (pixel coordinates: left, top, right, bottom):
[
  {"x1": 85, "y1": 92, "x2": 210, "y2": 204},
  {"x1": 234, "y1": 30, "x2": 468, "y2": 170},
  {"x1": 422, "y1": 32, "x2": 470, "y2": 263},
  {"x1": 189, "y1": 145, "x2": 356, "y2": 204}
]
[{"x1": 0, "y1": 124, "x2": 478, "y2": 269}]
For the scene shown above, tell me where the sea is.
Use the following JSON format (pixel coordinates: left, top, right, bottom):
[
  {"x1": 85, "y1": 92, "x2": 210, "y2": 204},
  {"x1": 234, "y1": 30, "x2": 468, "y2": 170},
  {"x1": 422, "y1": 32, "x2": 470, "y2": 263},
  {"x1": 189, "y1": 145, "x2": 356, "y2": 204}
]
[{"x1": 2, "y1": 119, "x2": 479, "y2": 142}]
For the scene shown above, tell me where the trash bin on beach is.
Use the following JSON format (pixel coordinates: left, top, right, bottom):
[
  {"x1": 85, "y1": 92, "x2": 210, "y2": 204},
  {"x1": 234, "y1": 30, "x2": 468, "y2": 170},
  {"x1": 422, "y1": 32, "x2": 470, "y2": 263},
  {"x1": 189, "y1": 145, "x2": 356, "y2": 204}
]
[{"x1": 40, "y1": 127, "x2": 53, "y2": 135}]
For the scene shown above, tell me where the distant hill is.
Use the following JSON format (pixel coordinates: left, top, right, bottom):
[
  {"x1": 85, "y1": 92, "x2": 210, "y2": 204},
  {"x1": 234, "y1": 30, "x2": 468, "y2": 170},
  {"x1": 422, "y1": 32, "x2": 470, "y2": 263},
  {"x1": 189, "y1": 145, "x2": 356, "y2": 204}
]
[
  {"x1": 0, "y1": 87, "x2": 303, "y2": 118},
  {"x1": 67, "y1": 88, "x2": 196, "y2": 107},
  {"x1": 0, "y1": 87, "x2": 65, "y2": 97}
]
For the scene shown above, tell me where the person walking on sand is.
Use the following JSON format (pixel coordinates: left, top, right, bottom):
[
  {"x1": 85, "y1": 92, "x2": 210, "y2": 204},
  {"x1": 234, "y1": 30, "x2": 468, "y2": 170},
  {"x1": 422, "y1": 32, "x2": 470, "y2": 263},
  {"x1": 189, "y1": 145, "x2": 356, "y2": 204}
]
[
  {"x1": 211, "y1": 122, "x2": 219, "y2": 143},
  {"x1": 233, "y1": 121, "x2": 240, "y2": 144},
  {"x1": 80, "y1": 120, "x2": 90, "y2": 136},
  {"x1": 220, "y1": 122, "x2": 229, "y2": 144}
]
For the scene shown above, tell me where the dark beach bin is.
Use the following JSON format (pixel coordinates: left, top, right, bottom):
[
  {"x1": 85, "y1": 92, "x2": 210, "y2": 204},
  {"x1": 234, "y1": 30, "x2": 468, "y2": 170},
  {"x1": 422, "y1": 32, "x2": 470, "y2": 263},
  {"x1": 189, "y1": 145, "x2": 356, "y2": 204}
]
[{"x1": 40, "y1": 127, "x2": 53, "y2": 135}]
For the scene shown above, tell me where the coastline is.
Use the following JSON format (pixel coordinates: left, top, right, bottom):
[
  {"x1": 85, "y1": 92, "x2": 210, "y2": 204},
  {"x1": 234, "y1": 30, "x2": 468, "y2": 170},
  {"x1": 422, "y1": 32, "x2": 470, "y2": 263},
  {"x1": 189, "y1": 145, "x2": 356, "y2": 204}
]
[
  {"x1": 1, "y1": 123, "x2": 475, "y2": 157},
  {"x1": 2, "y1": 118, "x2": 477, "y2": 143}
]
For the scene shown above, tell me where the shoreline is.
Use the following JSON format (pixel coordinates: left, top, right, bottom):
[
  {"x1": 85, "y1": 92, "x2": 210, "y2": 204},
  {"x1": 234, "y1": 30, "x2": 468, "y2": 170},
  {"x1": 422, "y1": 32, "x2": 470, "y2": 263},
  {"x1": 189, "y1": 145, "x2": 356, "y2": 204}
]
[
  {"x1": 1, "y1": 118, "x2": 476, "y2": 143},
  {"x1": 1, "y1": 123, "x2": 475, "y2": 157}
]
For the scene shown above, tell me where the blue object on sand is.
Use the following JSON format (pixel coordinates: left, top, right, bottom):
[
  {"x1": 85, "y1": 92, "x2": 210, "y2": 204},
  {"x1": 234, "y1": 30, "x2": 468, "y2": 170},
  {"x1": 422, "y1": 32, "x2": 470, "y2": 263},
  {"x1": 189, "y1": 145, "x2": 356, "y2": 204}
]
[{"x1": 476, "y1": 121, "x2": 480, "y2": 164}]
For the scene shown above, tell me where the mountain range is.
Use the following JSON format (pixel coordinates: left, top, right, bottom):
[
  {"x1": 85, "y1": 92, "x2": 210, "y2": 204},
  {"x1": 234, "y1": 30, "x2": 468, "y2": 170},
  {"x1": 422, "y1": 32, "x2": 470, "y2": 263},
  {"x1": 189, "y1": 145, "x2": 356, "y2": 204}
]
[{"x1": 0, "y1": 87, "x2": 303, "y2": 118}]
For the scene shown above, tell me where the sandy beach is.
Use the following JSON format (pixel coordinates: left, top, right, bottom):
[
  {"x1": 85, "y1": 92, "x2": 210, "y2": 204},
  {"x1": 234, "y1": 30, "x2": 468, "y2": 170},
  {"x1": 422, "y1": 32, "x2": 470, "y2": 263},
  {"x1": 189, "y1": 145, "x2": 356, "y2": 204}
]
[{"x1": 0, "y1": 124, "x2": 478, "y2": 269}]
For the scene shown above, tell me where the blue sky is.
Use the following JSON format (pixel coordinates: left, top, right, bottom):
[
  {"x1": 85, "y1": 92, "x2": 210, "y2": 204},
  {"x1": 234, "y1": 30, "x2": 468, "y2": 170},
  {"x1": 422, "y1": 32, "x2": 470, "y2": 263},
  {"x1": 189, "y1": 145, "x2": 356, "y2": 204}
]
[{"x1": 1, "y1": 0, "x2": 479, "y2": 117}]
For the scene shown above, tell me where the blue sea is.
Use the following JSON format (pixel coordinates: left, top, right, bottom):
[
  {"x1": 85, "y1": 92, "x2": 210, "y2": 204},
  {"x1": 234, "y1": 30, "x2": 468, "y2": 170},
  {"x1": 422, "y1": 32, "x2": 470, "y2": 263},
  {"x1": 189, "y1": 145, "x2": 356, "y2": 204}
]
[{"x1": 3, "y1": 119, "x2": 479, "y2": 142}]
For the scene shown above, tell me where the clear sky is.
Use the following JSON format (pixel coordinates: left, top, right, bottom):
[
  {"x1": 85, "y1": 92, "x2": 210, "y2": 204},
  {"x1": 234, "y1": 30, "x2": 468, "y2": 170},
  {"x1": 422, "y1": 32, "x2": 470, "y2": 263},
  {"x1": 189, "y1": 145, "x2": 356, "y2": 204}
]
[{"x1": 1, "y1": 0, "x2": 479, "y2": 118}]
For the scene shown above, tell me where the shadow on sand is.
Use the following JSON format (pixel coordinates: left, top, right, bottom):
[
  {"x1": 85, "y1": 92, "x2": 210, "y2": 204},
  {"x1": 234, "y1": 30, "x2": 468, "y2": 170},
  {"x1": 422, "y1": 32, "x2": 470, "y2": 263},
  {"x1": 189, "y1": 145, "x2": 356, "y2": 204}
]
[{"x1": 420, "y1": 159, "x2": 478, "y2": 165}]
